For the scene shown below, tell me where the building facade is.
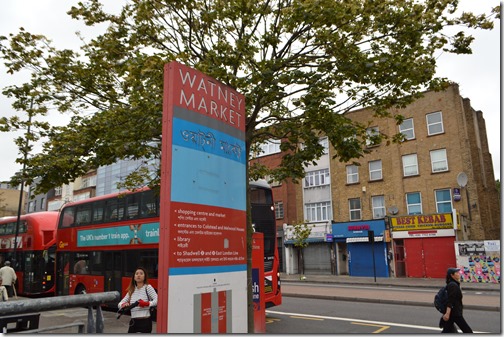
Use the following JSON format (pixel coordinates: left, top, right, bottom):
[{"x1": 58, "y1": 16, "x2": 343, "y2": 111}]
[
  {"x1": 263, "y1": 84, "x2": 500, "y2": 278},
  {"x1": 0, "y1": 182, "x2": 26, "y2": 217}
]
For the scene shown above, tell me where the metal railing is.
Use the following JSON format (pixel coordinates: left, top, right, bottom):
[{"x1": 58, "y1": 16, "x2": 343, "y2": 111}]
[{"x1": 0, "y1": 291, "x2": 120, "y2": 333}]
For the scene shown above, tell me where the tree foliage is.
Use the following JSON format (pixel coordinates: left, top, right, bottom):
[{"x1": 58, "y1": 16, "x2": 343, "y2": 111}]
[
  {"x1": 0, "y1": 0, "x2": 498, "y2": 193},
  {"x1": 291, "y1": 221, "x2": 313, "y2": 277}
]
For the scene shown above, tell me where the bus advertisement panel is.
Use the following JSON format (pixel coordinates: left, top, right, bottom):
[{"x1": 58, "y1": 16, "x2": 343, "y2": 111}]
[
  {"x1": 0, "y1": 211, "x2": 58, "y2": 296},
  {"x1": 159, "y1": 61, "x2": 247, "y2": 333}
]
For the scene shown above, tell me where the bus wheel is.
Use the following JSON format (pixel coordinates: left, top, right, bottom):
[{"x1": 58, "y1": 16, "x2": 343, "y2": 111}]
[{"x1": 75, "y1": 285, "x2": 87, "y2": 295}]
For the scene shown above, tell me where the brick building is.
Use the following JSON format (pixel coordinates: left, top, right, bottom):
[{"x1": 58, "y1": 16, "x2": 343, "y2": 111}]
[
  {"x1": 331, "y1": 83, "x2": 499, "y2": 240},
  {"x1": 0, "y1": 182, "x2": 26, "y2": 217},
  {"x1": 254, "y1": 84, "x2": 500, "y2": 277}
]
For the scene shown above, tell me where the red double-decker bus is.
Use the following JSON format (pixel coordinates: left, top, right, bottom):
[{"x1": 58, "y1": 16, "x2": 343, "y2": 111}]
[
  {"x1": 250, "y1": 180, "x2": 282, "y2": 308},
  {"x1": 0, "y1": 211, "x2": 58, "y2": 296},
  {"x1": 55, "y1": 182, "x2": 281, "y2": 308}
]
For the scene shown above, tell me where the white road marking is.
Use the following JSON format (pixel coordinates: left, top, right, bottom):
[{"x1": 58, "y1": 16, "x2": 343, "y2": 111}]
[{"x1": 266, "y1": 310, "x2": 488, "y2": 333}]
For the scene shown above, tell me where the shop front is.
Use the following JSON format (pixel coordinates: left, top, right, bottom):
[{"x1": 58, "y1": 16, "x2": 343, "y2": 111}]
[
  {"x1": 390, "y1": 213, "x2": 457, "y2": 278},
  {"x1": 332, "y1": 219, "x2": 389, "y2": 278},
  {"x1": 283, "y1": 222, "x2": 333, "y2": 275}
]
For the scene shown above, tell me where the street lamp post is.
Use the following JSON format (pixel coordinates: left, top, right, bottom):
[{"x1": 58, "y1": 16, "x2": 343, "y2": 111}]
[{"x1": 12, "y1": 98, "x2": 33, "y2": 266}]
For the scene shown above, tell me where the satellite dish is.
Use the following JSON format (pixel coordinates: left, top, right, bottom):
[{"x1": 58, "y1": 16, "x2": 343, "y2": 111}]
[
  {"x1": 457, "y1": 172, "x2": 468, "y2": 187},
  {"x1": 388, "y1": 206, "x2": 399, "y2": 215}
]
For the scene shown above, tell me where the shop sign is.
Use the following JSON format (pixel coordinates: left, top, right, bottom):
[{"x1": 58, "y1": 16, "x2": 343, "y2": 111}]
[{"x1": 390, "y1": 213, "x2": 453, "y2": 231}]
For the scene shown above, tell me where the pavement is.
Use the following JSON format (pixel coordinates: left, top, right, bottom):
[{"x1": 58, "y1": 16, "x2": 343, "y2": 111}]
[
  {"x1": 280, "y1": 273, "x2": 501, "y2": 312},
  {"x1": 3, "y1": 275, "x2": 499, "y2": 333}
]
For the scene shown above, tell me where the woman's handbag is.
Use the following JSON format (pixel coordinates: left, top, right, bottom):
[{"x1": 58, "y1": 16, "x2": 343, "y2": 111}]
[{"x1": 145, "y1": 287, "x2": 157, "y2": 322}]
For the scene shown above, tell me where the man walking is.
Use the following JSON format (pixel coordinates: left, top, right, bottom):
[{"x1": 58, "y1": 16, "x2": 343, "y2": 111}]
[{"x1": 0, "y1": 261, "x2": 17, "y2": 298}]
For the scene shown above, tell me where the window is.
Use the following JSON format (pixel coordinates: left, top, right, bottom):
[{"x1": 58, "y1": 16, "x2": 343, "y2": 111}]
[
  {"x1": 256, "y1": 139, "x2": 281, "y2": 157},
  {"x1": 75, "y1": 204, "x2": 92, "y2": 226},
  {"x1": 54, "y1": 186, "x2": 62, "y2": 196},
  {"x1": 349, "y1": 198, "x2": 361, "y2": 220},
  {"x1": 346, "y1": 165, "x2": 359, "y2": 184},
  {"x1": 305, "y1": 201, "x2": 332, "y2": 222},
  {"x1": 93, "y1": 201, "x2": 105, "y2": 223},
  {"x1": 40, "y1": 198, "x2": 45, "y2": 211},
  {"x1": 430, "y1": 149, "x2": 448, "y2": 172},
  {"x1": 366, "y1": 127, "x2": 380, "y2": 147},
  {"x1": 399, "y1": 118, "x2": 415, "y2": 140},
  {"x1": 406, "y1": 192, "x2": 422, "y2": 215},
  {"x1": 402, "y1": 154, "x2": 419, "y2": 176},
  {"x1": 28, "y1": 201, "x2": 36, "y2": 213},
  {"x1": 372, "y1": 196, "x2": 385, "y2": 219},
  {"x1": 435, "y1": 189, "x2": 452, "y2": 213},
  {"x1": 81, "y1": 176, "x2": 97, "y2": 189},
  {"x1": 274, "y1": 201, "x2": 284, "y2": 219},
  {"x1": 319, "y1": 137, "x2": 329, "y2": 155},
  {"x1": 305, "y1": 169, "x2": 330, "y2": 188},
  {"x1": 369, "y1": 160, "x2": 382, "y2": 181},
  {"x1": 426, "y1": 111, "x2": 444, "y2": 135}
]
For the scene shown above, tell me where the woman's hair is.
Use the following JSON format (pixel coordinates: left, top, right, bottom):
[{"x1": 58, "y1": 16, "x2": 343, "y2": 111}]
[{"x1": 126, "y1": 267, "x2": 149, "y2": 298}]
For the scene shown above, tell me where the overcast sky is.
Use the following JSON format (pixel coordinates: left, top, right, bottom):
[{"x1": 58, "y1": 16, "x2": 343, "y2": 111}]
[{"x1": 0, "y1": 0, "x2": 501, "y2": 183}]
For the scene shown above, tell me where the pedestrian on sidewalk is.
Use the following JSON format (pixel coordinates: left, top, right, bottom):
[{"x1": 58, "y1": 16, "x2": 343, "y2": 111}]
[
  {"x1": 0, "y1": 261, "x2": 17, "y2": 298},
  {"x1": 440, "y1": 267, "x2": 473, "y2": 333},
  {"x1": 0, "y1": 277, "x2": 8, "y2": 301},
  {"x1": 118, "y1": 267, "x2": 158, "y2": 333}
]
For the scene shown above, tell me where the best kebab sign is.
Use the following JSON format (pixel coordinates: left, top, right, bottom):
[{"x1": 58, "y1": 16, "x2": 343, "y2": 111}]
[{"x1": 158, "y1": 61, "x2": 247, "y2": 333}]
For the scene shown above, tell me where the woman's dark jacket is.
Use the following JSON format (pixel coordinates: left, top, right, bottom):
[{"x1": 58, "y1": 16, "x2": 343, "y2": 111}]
[{"x1": 445, "y1": 279, "x2": 463, "y2": 317}]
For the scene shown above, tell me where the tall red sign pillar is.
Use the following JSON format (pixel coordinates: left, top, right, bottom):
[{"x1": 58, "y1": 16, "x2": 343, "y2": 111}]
[{"x1": 252, "y1": 232, "x2": 266, "y2": 333}]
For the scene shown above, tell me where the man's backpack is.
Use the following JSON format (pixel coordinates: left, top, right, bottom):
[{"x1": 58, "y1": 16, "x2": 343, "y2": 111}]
[{"x1": 434, "y1": 285, "x2": 448, "y2": 313}]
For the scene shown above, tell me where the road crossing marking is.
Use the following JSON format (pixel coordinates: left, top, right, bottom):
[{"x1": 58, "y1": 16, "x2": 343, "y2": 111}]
[{"x1": 352, "y1": 322, "x2": 390, "y2": 333}]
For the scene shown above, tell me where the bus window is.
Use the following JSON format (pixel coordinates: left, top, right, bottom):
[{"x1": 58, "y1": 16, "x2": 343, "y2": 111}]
[
  {"x1": 140, "y1": 190, "x2": 159, "y2": 218},
  {"x1": 73, "y1": 252, "x2": 90, "y2": 274},
  {"x1": 126, "y1": 194, "x2": 140, "y2": 219},
  {"x1": 60, "y1": 207, "x2": 75, "y2": 228},
  {"x1": 105, "y1": 198, "x2": 126, "y2": 222},
  {"x1": 6, "y1": 222, "x2": 15, "y2": 235},
  {"x1": 75, "y1": 204, "x2": 92, "y2": 226},
  {"x1": 92, "y1": 200, "x2": 105, "y2": 224}
]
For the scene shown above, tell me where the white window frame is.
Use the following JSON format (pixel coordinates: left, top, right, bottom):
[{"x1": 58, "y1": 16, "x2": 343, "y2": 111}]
[
  {"x1": 349, "y1": 198, "x2": 361, "y2": 221},
  {"x1": 430, "y1": 149, "x2": 448, "y2": 172},
  {"x1": 369, "y1": 160, "x2": 382, "y2": 181},
  {"x1": 406, "y1": 192, "x2": 422, "y2": 215},
  {"x1": 305, "y1": 169, "x2": 330, "y2": 188},
  {"x1": 305, "y1": 201, "x2": 332, "y2": 222},
  {"x1": 81, "y1": 176, "x2": 97, "y2": 189},
  {"x1": 274, "y1": 201, "x2": 284, "y2": 219},
  {"x1": 54, "y1": 186, "x2": 63, "y2": 196},
  {"x1": 399, "y1": 118, "x2": 415, "y2": 140},
  {"x1": 371, "y1": 195, "x2": 386, "y2": 219},
  {"x1": 426, "y1": 111, "x2": 444, "y2": 135},
  {"x1": 319, "y1": 137, "x2": 329, "y2": 155},
  {"x1": 435, "y1": 189, "x2": 453, "y2": 213},
  {"x1": 346, "y1": 165, "x2": 359, "y2": 184},
  {"x1": 402, "y1": 154, "x2": 419, "y2": 176},
  {"x1": 366, "y1": 127, "x2": 380, "y2": 147},
  {"x1": 256, "y1": 139, "x2": 281, "y2": 157}
]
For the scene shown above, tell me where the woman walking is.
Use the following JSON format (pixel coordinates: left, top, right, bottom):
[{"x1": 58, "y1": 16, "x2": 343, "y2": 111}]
[
  {"x1": 440, "y1": 267, "x2": 473, "y2": 333},
  {"x1": 118, "y1": 267, "x2": 158, "y2": 333}
]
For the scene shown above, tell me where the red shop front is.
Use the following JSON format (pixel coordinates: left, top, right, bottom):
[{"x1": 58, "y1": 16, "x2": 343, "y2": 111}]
[{"x1": 391, "y1": 214, "x2": 457, "y2": 279}]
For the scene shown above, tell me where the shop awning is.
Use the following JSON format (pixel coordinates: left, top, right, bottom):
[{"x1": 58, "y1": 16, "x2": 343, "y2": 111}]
[
  {"x1": 284, "y1": 237, "x2": 326, "y2": 245},
  {"x1": 346, "y1": 236, "x2": 384, "y2": 243}
]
